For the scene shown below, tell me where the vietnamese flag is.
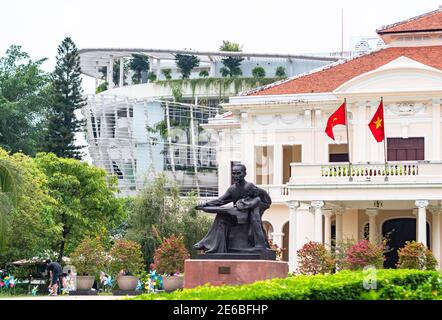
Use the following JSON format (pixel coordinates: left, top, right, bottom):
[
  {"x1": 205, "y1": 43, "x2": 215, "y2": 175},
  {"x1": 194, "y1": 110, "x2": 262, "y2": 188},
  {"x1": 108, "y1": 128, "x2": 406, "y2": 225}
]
[
  {"x1": 368, "y1": 101, "x2": 385, "y2": 142},
  {"x1": 325, "y1": 102, "x2": 346, "y2": 140}
]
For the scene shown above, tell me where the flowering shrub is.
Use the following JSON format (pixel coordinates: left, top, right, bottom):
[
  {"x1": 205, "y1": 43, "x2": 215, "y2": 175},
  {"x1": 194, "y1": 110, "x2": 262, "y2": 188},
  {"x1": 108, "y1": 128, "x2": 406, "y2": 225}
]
[
  {"x1": 268, "y1": 239, "x2": 284, "y2": 261},
  {"x1": 397, "y1": 241, "x2": 437, "y2": 270},
  {"x1": 70, "y1": 237, "x2": 107, "y2": 275},
  {"x1": 150, "y1": 234, "x2": 189, "y2": 275},
  {"x1": 109, "y1": 239, "x2": 145, "y2": 276},
  {"x1": 296, "y1": 241, "x2": 335, "y2": 275},
  {"x1": 344, "y1": 240, "x2": 385, "y2": 270}
]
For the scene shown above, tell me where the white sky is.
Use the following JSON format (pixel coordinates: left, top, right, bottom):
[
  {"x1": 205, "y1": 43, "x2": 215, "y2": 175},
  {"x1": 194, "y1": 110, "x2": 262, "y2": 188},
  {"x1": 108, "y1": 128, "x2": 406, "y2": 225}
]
[{"x1": 1, "y1": 0, "x2": 441, "y2": 94}]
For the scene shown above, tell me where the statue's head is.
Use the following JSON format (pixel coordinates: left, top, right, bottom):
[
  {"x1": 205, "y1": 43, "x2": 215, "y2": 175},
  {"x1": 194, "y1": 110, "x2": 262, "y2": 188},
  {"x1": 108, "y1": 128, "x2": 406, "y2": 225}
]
[{"x1": 232, "y1": 164, "x2": 247, "y2": 185}]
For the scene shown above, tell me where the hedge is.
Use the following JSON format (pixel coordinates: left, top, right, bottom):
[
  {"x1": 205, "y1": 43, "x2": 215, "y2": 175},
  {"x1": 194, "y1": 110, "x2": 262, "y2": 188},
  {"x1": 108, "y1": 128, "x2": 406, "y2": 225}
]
[{"x1": 131, "y1": 269, "x2": 442, "y2": 300}]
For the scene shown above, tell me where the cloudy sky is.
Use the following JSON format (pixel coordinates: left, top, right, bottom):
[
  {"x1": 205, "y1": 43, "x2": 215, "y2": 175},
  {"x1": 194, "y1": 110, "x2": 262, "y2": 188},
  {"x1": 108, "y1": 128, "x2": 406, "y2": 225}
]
[{"x1": 1, "y1": 0, "x2": 441, "y2": 93}]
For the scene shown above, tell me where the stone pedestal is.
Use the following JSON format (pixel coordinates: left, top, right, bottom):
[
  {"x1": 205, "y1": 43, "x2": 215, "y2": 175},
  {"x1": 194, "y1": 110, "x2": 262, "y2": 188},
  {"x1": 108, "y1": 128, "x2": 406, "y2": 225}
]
[{"x1": 184, "y1": 259, "x2": 288, "y2": 289}]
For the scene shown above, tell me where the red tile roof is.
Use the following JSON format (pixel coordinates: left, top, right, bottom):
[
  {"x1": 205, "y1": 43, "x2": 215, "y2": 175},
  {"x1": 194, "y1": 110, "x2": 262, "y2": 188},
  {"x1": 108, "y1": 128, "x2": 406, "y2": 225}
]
[
  {"x1": 377, "y1": 9, "x2": 442, "y2": 34},
  {"x1": 247, "y1": 46, "x2": 442, "y2": 96}
]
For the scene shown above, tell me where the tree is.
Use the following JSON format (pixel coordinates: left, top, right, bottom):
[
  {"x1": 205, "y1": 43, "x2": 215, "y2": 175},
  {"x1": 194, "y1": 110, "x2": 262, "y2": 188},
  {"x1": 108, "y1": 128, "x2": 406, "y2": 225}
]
[
  {"x1": 252, "y1": 66, "x2": 266, "y2": 78},
  {"x1": 129, "y1": 54, "x2": 149, "y2": 84},
  {"x1": 175, "y1": 54, "x2": 200, "y2": 79},
  {"x1": 275, "y1": 66, "x2": 286, "y2": 78},
  {"x1": 0, "y1": 149, "x2": 58, "y2": 266},
  {"x1": 219, "y1": 40, "x2": 244, "y2": 77},
  {"x1": 0, "y1": 153, "x2": 21, "y2": 251},
  {"x1": 41, "y1": 37, "x2": 86, "y2": 159},
  {"x1": 125, "y1": 173, "x2": 212, "y2": 265},
  {"x1": 0, "y1": 45, "x2": 51, "y2": 155},
  {"x1": 34, "y1": 152, "x2": 125, "y2": 262}
]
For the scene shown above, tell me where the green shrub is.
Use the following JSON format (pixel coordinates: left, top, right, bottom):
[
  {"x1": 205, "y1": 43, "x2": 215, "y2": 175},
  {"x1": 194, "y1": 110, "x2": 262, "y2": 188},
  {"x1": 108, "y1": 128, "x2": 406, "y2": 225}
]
[
  {"x1": 109, "y1": 239, "x2": 145, "y2": 276},
  {"x1": 131, "y1": 269, "x2": 442, "y2": 300},
  {"x1": 70, "y1": 237, "x2": 107, "y2": 276},
  {"x1": 344, "y1": 240, "x2": 385, "y2": 270},
  {"x1": 296, "y1": 241, "x2": 335, "y2": 275},
  {"x1": 397, "y1": 241, "x2": 437, "y2": 270},
  {"x1": 150, "y1": 234, "x2": 189, "y2": 275}
]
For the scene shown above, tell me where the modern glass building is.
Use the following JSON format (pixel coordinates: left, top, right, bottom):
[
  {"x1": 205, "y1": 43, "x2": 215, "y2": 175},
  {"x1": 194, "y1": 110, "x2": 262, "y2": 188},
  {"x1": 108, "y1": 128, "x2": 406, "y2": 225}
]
[{"x1": 79, "y1": 48, "x2": 341, "y2": 196}]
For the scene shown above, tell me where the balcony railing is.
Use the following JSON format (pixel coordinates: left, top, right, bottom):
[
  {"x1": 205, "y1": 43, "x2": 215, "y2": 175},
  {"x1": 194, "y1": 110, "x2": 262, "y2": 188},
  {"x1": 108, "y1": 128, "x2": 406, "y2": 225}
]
[
  {"x1": 258, "y1": 184, "x2": 290, "y2": 197},
  {"x1": 290, "y1": 161, "x2": 442, "y2": 185}
]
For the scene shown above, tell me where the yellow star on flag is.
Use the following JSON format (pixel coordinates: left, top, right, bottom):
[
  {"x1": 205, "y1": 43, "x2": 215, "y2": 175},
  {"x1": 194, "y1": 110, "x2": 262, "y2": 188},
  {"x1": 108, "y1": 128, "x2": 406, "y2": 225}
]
[{"x1": 374, "y1": 117, "x2": 382, "y2": 129}]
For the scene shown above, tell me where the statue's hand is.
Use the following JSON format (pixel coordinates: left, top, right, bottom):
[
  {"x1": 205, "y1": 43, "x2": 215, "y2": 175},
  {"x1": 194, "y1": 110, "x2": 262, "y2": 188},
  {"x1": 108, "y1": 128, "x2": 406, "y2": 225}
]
[{"x1": 195, "y1": 203, "x2": 206, "y2": 210}]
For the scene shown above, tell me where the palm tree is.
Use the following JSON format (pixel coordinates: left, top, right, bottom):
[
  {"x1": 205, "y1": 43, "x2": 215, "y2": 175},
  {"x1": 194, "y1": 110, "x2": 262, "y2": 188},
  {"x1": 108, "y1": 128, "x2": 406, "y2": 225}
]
[{"x1": 0, "y1": 158, "x2": 21, "y2": 250}]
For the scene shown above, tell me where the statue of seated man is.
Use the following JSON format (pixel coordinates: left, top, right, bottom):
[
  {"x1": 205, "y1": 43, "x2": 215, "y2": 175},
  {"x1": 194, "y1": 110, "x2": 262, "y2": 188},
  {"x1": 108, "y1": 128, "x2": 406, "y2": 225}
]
[{"x1": 194, "y1": 164, "x2": 272, "y2": 255}]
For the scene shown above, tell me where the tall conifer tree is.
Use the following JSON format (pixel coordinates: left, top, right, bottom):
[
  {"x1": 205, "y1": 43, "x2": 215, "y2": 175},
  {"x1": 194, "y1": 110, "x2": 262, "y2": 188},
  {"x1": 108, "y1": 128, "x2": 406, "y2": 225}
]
[{"x1": 42, "y1": 37, "x2": 85, "y2": 159}]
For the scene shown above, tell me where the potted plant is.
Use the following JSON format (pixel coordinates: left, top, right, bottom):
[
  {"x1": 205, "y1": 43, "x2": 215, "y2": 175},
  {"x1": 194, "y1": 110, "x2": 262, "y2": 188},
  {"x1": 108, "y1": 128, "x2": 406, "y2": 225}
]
[
  {"x1": 109, "y1": 239, "x2": 144, "y2": 291},
  {"x1": 70, "y1": 237, "x2": 107, "y2": 291},
  {"x1": 150, "y1": 234, "x2": 189, "y2": 292}
]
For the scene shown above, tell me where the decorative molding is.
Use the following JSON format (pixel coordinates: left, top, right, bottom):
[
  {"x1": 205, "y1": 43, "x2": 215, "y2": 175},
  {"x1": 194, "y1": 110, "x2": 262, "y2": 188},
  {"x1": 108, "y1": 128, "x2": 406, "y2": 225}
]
[
  {"x1": 386, "y1": 102, "x2": 426, "y2": 116},
  {"x1": 366, "y1": 209, "x2": 379, "y2": 217},
  {"x1": 253, "y1": 114, "x2": 277, "y2": 125},
  {"x1": 415, "y1": 200, "x2": 429, "y2": 208},
  {"x1": 279, "y1": 113, "x2": 303, "y2": 124},
  {"x1": 286, "y1": 200, "x2": 300, "y2": 210},
  {"x1": 311, "y1": 200, "x2": 325, "y2": 209}
]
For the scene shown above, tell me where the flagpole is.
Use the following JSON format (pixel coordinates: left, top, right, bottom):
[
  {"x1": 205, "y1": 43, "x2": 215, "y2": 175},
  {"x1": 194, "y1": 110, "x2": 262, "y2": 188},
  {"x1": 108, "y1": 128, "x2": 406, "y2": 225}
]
[
  {"x1": 344, "y1": 98, "x2": 352, "y2": 181},
  {"x1": 381, "y1": 97, "x2": 388, "y2": 181}
]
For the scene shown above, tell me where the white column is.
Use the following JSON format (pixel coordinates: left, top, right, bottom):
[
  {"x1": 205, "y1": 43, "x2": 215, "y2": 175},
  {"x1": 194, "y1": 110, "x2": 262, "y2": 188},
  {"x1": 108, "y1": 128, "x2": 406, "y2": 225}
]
[
  {"x1": 415, "y1": 200, "x2": 429, "y2": 246},
  {"x1": 356, "y1": 101, "x2": 367, "y2": 162},
  {"x1": 366, "y1": 209, "x2": 379, "y2": 244},
  {"x1": 156, "y1": 59, "x2": 161, "y2": 80},
  {"x1": 287, "y1": 201, "x2": 300, "y2": 272},
  {"x1": 274, "y1": 143, "x2": 282, "y2": 185},
  {"x1": 315, "y1": 109, "x2": 323, "y2": 130},
  {"x1": 311, "y1": 201, "x2": 324, "y2": 243},
  {"x1": 432, "y1": 99, "x2": 441, "y2": 160},
  {"x1": 107, "y1": 57, "x2": 114, "y2": 89},
  {"x1": 148, "y1": 57, "x2": 154, "y2": 82},
  {"x1": 210, "y1": 61, "x2": 216, "y2": 77},
  {"x1": 430, "y1": 207, "x2": 441, "y2": 268},
  {"x1": 335, "y1": 208, "x2": 344, "y2": 244},
  {"x1": 119, "y1": 57, "x2": 124, "y2": 87},
  {"x1": 324, "y1": 210, "x2": 332, "y2": 249},
  {"x1": 271, "y1": 232, "x2": 284, "y2": 249}
]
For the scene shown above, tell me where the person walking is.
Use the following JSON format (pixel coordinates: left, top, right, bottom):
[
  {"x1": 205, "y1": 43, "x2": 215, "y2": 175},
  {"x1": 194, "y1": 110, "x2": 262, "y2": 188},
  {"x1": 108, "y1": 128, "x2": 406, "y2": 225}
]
[{"x1": 45, "y1": 259, "x2": 63, "y2": 296}]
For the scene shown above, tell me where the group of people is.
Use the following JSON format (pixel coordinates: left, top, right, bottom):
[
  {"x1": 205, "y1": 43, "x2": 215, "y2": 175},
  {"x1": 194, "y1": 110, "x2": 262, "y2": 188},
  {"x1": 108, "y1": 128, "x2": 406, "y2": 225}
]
[{"x1": 44, "y1": 260, "x2": 75, "y2": 296}]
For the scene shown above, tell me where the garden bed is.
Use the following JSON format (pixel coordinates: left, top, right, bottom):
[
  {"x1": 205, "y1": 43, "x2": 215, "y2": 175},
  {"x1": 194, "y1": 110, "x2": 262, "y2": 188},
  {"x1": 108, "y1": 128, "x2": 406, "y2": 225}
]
[{"x1": 131, "y1": 269, "x2": 442, "y2": 300}]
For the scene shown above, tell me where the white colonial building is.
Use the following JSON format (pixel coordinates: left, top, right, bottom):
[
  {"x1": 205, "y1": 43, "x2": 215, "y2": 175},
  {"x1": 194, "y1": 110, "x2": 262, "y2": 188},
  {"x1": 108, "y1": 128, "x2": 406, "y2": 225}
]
[{"x1": 206, "y1": 7, "x2": 442, "y2": 271}]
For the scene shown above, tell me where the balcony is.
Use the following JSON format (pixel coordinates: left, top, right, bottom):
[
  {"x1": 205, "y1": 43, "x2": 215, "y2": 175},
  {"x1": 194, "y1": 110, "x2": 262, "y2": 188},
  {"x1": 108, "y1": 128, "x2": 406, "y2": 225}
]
[
  {"x1": 290, "y1": 161, "x2": 442, "y2": 185},
  {"x1": 288, "y1": 161, "x2": 442, "y2": 201}
]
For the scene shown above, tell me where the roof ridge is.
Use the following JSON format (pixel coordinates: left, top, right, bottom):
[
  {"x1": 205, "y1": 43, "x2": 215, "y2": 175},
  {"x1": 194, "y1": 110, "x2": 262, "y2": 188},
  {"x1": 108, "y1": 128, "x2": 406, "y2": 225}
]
[
  {"x1": 377, "y1": 9, "x2": 440, "y2": 33},
  {"x1": 241, "y1": 47, "x2": 387, "y2": 96}
]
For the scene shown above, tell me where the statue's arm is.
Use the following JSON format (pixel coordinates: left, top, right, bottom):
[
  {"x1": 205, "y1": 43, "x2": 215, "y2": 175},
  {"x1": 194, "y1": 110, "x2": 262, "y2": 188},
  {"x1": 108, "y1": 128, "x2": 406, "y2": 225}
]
[{"x1": 197, "y1": 187, "x2": 233, "y2": 208}]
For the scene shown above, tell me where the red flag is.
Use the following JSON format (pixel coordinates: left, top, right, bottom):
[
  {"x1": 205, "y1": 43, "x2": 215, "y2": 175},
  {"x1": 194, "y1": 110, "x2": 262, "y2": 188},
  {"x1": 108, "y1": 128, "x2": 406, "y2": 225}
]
[
  {"x1": 368, "y1": 101, "x2": 385, "y2": 142},
  {"x1": 325, "y1": 102, "x2": 346, "y2": 140}
]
